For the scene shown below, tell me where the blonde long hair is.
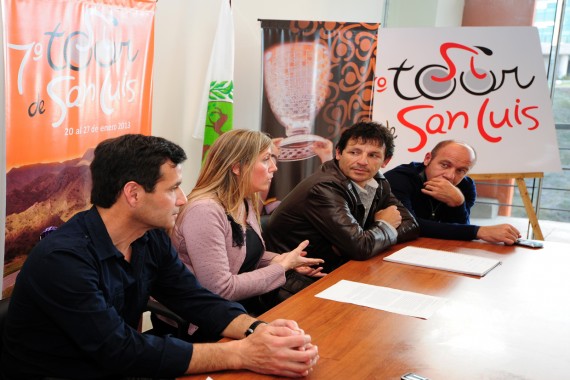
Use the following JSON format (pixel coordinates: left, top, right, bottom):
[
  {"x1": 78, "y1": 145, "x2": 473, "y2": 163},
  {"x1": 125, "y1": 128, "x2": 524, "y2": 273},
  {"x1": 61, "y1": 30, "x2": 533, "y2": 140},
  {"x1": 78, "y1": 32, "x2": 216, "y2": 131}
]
[{"x1": 187, "y1": 129, "x2": 272, "y2": 224}]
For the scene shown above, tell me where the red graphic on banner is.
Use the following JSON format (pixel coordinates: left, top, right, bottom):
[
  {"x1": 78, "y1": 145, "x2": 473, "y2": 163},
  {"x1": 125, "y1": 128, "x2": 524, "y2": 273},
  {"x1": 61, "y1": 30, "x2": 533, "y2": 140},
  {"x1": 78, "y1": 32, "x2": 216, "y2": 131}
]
[{"x1": 384, "y1": 42, "x2": 537, "y2": 151}]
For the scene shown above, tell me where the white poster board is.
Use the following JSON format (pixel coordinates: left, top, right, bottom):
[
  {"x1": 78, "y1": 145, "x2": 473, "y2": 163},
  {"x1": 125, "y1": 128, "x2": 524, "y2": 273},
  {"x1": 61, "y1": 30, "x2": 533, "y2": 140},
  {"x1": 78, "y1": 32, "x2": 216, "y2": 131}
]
[{"x1": 373, "y1": 26, "x2": 562, "y2": 174}]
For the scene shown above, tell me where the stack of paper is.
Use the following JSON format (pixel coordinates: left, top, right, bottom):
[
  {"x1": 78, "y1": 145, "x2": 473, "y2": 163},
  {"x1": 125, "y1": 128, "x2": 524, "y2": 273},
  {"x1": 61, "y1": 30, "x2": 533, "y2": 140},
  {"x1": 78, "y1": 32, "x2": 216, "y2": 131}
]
[{"x1": 384, "y1": 246, "x2": 501, "y2": 276}]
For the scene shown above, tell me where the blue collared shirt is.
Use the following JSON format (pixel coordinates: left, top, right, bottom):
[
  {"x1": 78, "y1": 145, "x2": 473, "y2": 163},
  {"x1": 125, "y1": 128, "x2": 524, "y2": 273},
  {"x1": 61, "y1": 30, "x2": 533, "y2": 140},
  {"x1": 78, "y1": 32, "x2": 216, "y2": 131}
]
[{"x1": 1, "y1": 207, "x2": 246, "y2": 379}]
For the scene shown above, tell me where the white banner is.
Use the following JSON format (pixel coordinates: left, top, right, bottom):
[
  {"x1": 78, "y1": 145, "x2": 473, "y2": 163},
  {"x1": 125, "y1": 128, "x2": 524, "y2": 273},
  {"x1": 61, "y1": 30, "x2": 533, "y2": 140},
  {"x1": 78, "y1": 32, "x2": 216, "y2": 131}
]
[
  {"x1": 193, "y1": 0, "x2": 234, "y2": 161},
  {"x1": 373, "y1": 26, "x2": 562, "y2": 174}
]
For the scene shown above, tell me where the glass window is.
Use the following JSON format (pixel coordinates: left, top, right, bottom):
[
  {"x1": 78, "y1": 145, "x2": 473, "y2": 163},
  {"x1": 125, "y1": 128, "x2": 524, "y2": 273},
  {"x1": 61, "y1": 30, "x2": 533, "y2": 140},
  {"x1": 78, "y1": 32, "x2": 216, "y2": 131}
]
[{"x1": 525, "y1": 0, "x2": 570, "y2": 223}]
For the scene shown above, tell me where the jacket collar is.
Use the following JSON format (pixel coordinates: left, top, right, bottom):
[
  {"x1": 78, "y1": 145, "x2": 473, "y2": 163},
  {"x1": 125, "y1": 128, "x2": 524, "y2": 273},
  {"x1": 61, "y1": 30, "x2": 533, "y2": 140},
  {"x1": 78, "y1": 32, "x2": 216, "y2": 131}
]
[{"x1": 322, "y1": 159, "x2": 385, "y2": 184}]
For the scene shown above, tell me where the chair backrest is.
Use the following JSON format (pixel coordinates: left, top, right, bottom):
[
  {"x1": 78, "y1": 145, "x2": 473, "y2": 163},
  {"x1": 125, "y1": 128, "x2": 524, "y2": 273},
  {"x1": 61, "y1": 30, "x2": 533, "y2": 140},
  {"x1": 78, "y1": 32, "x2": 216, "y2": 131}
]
[
  {"x1": 146, "y1": 299, "x2": 190, "y2": 338},
  {"x1": 0, "y1": 297, "x2": 10, "y2": 359}
]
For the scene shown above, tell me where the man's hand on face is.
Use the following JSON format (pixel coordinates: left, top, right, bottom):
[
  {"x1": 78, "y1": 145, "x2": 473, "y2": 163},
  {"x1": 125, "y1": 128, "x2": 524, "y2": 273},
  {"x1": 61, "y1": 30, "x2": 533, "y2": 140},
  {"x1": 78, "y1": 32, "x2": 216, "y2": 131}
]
[{"x1": 421, "y1": 177, "x2": 465, "y2": 207}]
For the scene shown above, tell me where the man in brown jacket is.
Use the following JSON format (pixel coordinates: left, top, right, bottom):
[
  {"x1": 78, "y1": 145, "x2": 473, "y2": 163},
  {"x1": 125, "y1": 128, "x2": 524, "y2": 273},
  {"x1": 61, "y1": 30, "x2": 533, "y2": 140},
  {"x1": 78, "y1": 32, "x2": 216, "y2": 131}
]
[{"x1": 264, "y1": 121, "x2": 419, "y2": 274}]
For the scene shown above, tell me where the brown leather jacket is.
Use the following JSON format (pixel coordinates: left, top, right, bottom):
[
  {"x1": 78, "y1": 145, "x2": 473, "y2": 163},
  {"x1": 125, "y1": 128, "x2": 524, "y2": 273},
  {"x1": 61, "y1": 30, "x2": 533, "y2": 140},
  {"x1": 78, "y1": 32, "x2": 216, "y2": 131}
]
[{"x1": 263, "y1": 160, "x2": 419, "y2": 273}]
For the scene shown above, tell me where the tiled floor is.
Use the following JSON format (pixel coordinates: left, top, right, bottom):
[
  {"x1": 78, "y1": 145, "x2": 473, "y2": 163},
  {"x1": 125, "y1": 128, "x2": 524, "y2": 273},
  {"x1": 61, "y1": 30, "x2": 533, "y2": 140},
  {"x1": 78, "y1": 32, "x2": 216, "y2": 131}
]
[{"x1": 472, "y1": 216, "x2": 570, "y2": 243}]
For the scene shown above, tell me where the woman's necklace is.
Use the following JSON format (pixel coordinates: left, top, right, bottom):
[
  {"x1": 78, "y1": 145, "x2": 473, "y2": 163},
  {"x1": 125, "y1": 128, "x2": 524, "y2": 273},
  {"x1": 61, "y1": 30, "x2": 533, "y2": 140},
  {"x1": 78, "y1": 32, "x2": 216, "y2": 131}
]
[{"x1": 428, "y1": 198, "x2": 442, "y2": 220}]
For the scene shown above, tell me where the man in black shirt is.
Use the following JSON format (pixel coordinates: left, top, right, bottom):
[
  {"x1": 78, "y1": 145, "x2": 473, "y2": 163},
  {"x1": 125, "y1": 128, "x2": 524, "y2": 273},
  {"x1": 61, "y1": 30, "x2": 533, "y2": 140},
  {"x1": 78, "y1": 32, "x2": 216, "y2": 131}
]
[
  {"x1": 385, "y1": 140, "x2": 520, "y2": 244},
  {"x1": 1, "y1": 134, "x2": 319, "y2": 379}
]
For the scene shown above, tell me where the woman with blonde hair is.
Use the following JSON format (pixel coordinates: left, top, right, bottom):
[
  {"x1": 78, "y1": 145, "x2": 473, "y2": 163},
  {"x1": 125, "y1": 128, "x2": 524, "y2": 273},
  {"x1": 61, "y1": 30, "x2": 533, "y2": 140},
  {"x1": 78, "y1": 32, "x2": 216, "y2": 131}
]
[{"x1": 157, "y1": 129, "x2": 323, "y2": 338}]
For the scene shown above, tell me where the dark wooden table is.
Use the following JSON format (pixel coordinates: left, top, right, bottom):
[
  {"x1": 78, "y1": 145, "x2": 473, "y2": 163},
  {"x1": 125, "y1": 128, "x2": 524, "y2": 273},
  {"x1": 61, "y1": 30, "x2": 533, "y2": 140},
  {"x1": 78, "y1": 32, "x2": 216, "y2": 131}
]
[{"x1": 179, "y1": 238, "x2": 570, "y2": 380}]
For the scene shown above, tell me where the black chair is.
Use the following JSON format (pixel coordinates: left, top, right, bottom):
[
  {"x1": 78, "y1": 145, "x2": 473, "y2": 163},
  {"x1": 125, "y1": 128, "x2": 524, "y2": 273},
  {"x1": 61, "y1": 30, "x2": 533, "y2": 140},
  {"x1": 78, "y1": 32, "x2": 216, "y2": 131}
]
[
  {"x1": 0, "y1": 297, "x2": 11, "y2": 360},
  {"x1": 145, "y1": 299, "x2": 190, "y2": 339}
]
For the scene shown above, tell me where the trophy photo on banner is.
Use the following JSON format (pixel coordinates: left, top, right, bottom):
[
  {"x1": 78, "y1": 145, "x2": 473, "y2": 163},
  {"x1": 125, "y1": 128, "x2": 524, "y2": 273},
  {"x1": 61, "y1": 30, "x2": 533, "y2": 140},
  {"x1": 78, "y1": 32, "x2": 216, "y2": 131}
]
[
  {"x1": 263, "y1": 41, "x2": 331, "y2": 161},
  {"x1": 260, "y1": 19, "x2": 379, "y2": 201}
]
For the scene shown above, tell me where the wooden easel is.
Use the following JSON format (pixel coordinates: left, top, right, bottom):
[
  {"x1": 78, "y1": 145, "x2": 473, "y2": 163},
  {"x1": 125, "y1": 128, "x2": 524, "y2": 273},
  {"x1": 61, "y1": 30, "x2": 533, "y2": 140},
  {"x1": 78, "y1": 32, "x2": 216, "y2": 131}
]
[{"x1": 469, "y1": 172, "x2": 544, "y2": 240}]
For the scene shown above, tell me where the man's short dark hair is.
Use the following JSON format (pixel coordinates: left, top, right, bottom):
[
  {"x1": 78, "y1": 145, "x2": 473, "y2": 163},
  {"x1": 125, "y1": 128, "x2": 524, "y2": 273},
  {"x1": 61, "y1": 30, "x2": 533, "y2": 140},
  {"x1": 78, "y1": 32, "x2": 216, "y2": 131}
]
[
  {"x1": 336, "y1": 121, "x2": 395, "y2": 159},
  {"x1": 90, "y1": 134, "x2": 187, "y2": 208}
]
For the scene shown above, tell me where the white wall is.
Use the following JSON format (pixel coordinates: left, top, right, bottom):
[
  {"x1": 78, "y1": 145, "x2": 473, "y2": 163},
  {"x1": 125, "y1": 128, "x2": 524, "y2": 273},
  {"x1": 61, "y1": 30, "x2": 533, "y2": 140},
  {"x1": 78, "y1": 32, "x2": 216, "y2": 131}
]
[
  {"x1": 385, "y1": 0, "x2": 438, "y2": 26},
  {"x1": 152, "y1": 0, "x2": 385, "y2": 192},
  {"x1": 436, "y1": 0, "x2": 465, "y2": 26},
  {"x1": 385, "y1": 0, "x2": 464, "y2": 27},
  {"x1": 152, "y1": 0, "x2": 222, "y2": 193}
]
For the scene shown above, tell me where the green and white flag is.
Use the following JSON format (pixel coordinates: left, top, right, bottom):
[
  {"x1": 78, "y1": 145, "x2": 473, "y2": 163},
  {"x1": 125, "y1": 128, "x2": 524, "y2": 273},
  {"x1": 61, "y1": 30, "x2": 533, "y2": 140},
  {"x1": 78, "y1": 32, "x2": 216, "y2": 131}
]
[{"x1": 194, "y1": 0, "x2": 234, "y2": 161}]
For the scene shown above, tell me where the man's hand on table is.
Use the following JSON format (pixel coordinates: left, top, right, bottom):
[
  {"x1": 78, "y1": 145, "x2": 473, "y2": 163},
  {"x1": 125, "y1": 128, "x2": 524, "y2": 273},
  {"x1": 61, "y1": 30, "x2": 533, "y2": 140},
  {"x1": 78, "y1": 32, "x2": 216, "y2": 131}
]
[{"x1": 236, "y1": 319, "x2": 319, "y2": 377}]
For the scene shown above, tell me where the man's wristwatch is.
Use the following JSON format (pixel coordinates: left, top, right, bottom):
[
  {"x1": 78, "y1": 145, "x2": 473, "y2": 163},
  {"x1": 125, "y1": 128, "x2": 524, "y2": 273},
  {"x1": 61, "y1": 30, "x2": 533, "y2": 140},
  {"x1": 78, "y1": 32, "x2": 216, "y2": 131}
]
[{"x1": 245, "y1": 320, "x2": 266, "y2": 337}]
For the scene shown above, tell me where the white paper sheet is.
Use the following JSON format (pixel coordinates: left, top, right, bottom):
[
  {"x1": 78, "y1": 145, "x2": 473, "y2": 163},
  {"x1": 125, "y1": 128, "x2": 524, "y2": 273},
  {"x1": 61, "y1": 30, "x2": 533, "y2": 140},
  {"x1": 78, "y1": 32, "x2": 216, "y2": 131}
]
[
  {"x1": 315, "y1": 279, "x2": 446, "y2": 319},
  {"x1": 384, "y1": 246, "x2": 502, "y2": 276}
]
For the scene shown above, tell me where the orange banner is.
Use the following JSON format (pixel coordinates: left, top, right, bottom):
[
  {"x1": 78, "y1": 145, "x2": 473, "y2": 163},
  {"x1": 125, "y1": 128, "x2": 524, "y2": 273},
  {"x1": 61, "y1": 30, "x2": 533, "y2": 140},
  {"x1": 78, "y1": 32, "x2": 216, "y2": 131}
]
[
  {"x1": 2, "y1": 0, "x2": 156, "y2": 297},
  {"x1": 3, "y1": 0, "x2": 156, "y2": 169}
]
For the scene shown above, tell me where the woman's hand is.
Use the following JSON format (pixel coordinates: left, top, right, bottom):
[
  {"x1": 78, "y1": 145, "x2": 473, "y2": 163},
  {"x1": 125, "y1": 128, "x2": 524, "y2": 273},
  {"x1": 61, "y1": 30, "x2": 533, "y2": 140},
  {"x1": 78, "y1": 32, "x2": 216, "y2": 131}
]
[
  {"x1": 295, "y1": 265, "x2": 326, "y2": 278},
  {"x1": 271, "y1": 240, "x2": 324, "y2": 271}
]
